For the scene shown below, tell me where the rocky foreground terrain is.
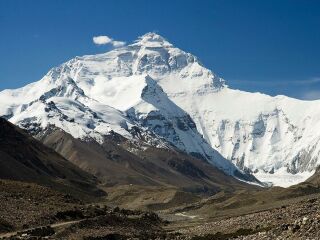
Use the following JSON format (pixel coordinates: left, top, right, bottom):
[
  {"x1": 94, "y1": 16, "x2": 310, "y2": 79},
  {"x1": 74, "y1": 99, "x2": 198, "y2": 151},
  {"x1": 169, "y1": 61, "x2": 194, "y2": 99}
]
[
  {"x1": 1, "y1": 178, "x2": 320, "y2": 239},
  {"x1": 0, "y1": 180, "x2": 83, "y2": 232},
  {"x1": 0, "y1": 179, "x2": 169, "y2": 240},
  {"x1": 175, "y1": 194, "x2": 320, "y2": 239}
]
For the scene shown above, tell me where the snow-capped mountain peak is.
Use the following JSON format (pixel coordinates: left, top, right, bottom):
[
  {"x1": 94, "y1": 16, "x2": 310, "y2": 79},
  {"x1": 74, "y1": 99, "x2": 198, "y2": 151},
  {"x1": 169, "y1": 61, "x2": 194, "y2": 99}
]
[
  {"x1": 2, "y1": 32, "x2": 319, "y2": 187},
  {"x1": 131, "y1": 32, "x2": 173, "y2": 48}
]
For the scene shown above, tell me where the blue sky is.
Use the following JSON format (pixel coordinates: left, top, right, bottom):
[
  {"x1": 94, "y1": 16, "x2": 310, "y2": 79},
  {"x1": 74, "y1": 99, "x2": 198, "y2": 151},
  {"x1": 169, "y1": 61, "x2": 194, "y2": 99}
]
[{"x1": 1, "y1": 0, "x2": 320, "y2": 99}]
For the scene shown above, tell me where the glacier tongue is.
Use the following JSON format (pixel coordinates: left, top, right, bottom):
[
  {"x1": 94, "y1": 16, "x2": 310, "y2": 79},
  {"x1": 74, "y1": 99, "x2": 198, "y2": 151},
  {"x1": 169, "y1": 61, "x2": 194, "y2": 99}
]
[{"x1": 1, "y1": 32, "x2": 320, "y2": 186}]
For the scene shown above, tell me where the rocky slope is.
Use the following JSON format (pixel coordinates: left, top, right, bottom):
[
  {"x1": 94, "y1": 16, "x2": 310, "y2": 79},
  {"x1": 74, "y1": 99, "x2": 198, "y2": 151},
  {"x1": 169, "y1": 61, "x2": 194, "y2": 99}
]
[
  {"x1": 0, "y1": 118, "x2": 103, "y2": 198},
  {"x1": 37, "y1": 127, "x2": 256, "y2": 194},
  {"x1": 177, "y1": 195, "x2": 320, "y2": 240}
]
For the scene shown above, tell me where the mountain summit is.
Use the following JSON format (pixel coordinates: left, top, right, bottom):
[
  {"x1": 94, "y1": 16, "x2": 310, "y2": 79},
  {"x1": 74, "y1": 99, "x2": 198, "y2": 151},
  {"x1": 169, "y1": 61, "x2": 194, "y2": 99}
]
[
  {"x1": 1, "y1": 33, "x2": 319, "y2": 187},
  {"x1": 133, "y1": 32, "x2": 173, "y2": 47}
]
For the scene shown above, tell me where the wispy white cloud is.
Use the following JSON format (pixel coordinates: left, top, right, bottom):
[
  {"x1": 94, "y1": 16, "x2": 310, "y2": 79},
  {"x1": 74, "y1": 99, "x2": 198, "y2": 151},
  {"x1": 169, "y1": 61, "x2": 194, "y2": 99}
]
[
  {"x1": 92, "y1": 35, "x2": 126, "y2": 48},
  {"x1": 300, "y1": 90, "x2": 320, "y2": 100},
  {"x1": 229, "y1": 77, "x2": 320, "y2": 100},
  {"x1": 112, "y1": 40, "x2": 126, "y2": 47},
  {"x1": 230, "y1": 77, "x2": 320, "y2": 87}
]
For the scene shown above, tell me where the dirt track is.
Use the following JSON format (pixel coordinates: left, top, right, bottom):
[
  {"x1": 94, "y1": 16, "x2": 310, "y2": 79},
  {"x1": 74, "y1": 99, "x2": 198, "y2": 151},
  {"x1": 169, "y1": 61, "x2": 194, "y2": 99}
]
[{"x1": 0, "y1": 220, "x2": 81, "y2": 239}]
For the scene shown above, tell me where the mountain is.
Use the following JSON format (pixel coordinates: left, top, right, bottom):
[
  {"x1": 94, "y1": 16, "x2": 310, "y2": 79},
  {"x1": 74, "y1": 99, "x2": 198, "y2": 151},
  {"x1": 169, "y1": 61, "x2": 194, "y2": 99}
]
[
  {"x1": 0, "y1": 34, "x2": 252, "y2": 184},
  {"x1": 1, "y1": 32, "x2": 318, "y2": 186},
  {"x1": 0, "y1": 118, "x2": 103, "y2": 199}
]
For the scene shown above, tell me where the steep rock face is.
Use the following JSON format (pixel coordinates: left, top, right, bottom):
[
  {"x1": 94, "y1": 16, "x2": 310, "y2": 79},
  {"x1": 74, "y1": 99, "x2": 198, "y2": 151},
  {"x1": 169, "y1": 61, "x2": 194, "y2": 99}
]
[
  {"x1": 1, "y1": 32, "x2": 319, "y2": 186},
  {"x1": 124, "y1": 76, "x2": 244, "y2": 176}
]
